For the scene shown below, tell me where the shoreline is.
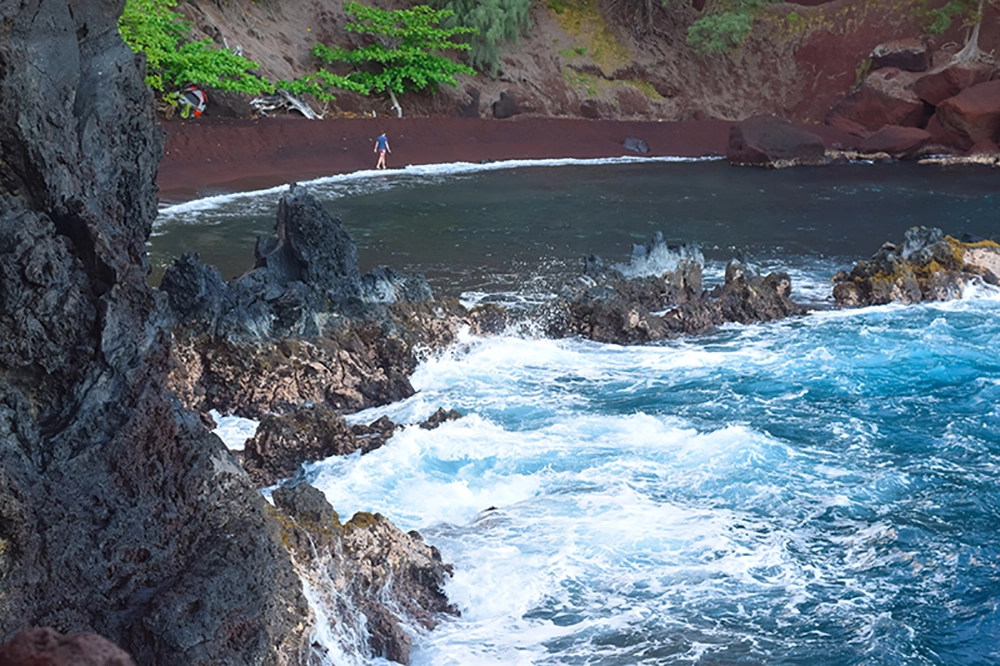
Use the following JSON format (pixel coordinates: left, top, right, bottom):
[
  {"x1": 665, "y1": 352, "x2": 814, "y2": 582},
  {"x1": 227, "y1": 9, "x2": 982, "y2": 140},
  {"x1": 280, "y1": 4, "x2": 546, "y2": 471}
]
[
  {"x1": 158, "y1": 116, "x2": 735, "y2": 203},
  {"x1": 156, "y1": 115, "x2": 995, "y2": 205}
]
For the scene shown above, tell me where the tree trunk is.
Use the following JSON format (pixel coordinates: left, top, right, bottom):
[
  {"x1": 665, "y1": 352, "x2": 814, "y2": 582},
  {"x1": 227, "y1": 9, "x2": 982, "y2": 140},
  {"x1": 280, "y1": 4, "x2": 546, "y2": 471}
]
[
  {"x1": 955, "y1": 0, "x2": 986, "y2": 62},
  {"x1": 388, "y1": 87, "x2": 403, "y2": 118}
]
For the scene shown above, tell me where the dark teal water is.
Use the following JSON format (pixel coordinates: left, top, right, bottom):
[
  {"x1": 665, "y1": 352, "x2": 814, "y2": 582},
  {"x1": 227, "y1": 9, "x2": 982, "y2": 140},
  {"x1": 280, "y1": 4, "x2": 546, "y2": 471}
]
[{"x1": 158, "y1": 158, "x2": 1000, "y2": 665}]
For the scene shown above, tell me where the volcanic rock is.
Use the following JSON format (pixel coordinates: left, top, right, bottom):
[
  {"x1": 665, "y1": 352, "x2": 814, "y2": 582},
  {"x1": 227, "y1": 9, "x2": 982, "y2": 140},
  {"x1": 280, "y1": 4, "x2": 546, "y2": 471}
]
[
  {"x1": 832, "y1": 227, "x2": 1000, "y2": 307},
  {"x1": 858, "y1": 125, "x2": 932, "y2": 158},
  {"x1": 912, "y1": 61, "x2": 994, "y2": 107},
  {"x1": 0, "y1": 3, "x2": 309, "y2": 663},
  {"x1": 160, "y1": 184, "x2": 433, "y2": 340},
  {"x1": 242, "y1": 405, "x2": 369, "y2": 487},
  {"x1": 727, "y1": 115, "x2": 826, "y2": 167},
  {"x1": 0, "y1": 628, "x2": 135, "y2": 666},
  {"x1": 624, "y1": 137, "x2": 650, "y2": 153},
  {"x1": 549, "y1": 233, "x2": 807, "y2": 344},
  {"x1": 825, "y1": 68, "x2": 928, "y2": 135},
  {"x1": 870, "y1": 39, "x2": 930, "y2": 72},
  {"x1": 492, "y1": 91, "x2": 521, "y2": 119},
  {"x1": 270, "y1": 483, "x2": 458, "y2": 664},
  {"x1": 935, "y1": 80, "x2": 1000, "y2": 151}
]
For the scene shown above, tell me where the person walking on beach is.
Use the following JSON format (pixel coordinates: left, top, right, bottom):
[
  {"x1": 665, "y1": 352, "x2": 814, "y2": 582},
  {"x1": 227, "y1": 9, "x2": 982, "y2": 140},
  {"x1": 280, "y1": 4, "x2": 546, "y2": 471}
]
[{"x1": 374, "y1": 132, "x2": 391, "y2": 169}]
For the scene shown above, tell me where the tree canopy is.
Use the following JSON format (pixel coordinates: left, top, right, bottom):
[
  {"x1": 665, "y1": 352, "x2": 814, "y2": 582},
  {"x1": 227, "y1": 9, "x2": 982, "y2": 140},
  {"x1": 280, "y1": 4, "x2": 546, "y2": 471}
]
[
  {"x1": 118, "y1": 0, "x2": 273, "y2": 95},
  {"x1": 303, "y1": 2, "x2": 478, "y2": 116}
]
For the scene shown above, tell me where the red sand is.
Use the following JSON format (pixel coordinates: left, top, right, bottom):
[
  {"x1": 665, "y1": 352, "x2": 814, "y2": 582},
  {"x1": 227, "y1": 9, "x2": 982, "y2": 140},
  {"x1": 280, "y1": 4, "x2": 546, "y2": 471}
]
[{"x1": 157, "y1": 116, "x2": 857, "y2": 203}]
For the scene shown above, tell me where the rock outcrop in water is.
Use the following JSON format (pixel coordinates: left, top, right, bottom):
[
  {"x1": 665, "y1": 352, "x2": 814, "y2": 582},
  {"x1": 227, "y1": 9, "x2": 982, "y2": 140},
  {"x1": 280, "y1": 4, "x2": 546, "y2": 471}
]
[
  {"x1": 162, "y1": 185, "x2": 505, "y2": 418},
  {"x1": 270, "y1": 483, "x2": 458, "y2": 664},
  {"x1": 0, "y1": 3, "x2": 458, "y2": 664},
  {"x1": 547, "y1": 233, "x2": 808, "y2": 344},
  {"x1": 832, "y1": 226, "x2": 1000, "y2": 307}
]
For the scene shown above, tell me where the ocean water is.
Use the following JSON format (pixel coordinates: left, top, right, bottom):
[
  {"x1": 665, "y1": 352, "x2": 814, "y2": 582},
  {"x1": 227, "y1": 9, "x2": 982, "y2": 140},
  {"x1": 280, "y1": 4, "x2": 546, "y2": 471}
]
[{"x1": 159, "y1": 159, "x2": 1000, "y2": 665}]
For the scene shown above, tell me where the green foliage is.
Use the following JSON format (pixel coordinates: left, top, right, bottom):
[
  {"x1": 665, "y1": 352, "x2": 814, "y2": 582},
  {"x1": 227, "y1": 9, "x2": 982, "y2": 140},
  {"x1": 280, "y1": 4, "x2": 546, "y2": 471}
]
[
  {"x1": 118, "y1": 0, "x2": 273, "y2": 95},
  {"x1": 432, "y1": 0, "x2": 533, "y2": 76},
  {"x1": 279, "y1": 69, "x2": 367, "y2": 102},
  {"x1": 853, "y1": 57, "x2": 872, "y2": 91},
  {"x1": 311, "y1": 2, "x2": 477, "y2": 98},
  {"x1": 916, "y1": 0, "x2": 979, "y2": 34},
  {"x1": 687, "y1": 10, "x2": 754, "y2": 54}
]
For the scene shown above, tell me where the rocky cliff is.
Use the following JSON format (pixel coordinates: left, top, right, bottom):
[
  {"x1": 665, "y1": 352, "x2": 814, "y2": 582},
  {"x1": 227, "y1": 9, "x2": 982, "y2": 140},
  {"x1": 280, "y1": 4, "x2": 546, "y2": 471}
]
[
  {"x1": 0, "y1": 4, "x2": 455, "y2": 665},
  {"x1": 175, "y1": 0, "x2": 999, "y2": 124}
]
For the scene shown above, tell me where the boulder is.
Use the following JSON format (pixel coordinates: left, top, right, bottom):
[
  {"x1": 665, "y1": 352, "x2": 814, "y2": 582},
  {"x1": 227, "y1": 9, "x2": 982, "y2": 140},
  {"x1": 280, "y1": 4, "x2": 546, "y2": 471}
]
[
  {"x1": 202, "y1": 87, "x2": 255, "y2": 118},
  {"x1": 936, "y1": 80, "x2": 1000, "y2": 151},
  {"x1": 727, "y1": 115, "x2": 826, "y2": 167},
  {"x1": 924, "y1": 112, "x2": 967, "y2": 151},
  {"x1": 825, "y1": 68, "x2": 928, "y2": 134},
  {"x1": 858, "y1": 125, "x2": 932, "y2": 158},
  {"x1": 870, "y1": 39, "x2": 930, "y2": 72},
  {"x1": 623, "y1": 137, "x2": 650, "y2": 153},
  {"x1": 0, "y1": 628, "x2": 135, "y2": 666},
  {"x1": 968, "y1": 137, "x2": 1000, "y2": 155},
  {"x1": 492, "y1": 91, "x2": 520, "y2": 119},
  {"x1": 912, "y1": 61, "x2": 994, "y2": 106},
  {"x1": 458, "y1": 86, "x2": 480, "y2": 118},
  {"x1": 832, "y1": 227, "x2": 1000, "y2": 307}
]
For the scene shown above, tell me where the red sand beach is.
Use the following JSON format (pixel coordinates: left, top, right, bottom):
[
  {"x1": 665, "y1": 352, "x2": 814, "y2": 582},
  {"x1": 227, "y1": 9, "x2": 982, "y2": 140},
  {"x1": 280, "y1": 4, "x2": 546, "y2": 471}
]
[{"x1": 157, "y1": 116, "x2": 855, "y2": 203}]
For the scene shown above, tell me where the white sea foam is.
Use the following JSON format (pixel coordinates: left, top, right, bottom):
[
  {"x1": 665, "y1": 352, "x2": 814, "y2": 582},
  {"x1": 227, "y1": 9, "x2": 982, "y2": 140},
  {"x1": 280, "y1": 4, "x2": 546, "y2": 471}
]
[
  {"x1": 209, "y1": 409, "x2": 258, "y2": 450},
  {"x1": 155, "y1": 155, "x2": 720, "y2": 226}
]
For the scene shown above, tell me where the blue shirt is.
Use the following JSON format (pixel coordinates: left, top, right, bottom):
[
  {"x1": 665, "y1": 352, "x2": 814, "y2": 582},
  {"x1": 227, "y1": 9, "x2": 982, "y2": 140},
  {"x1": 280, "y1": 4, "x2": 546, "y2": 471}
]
[{"x1": 376, "y1": 135, "x2": 388, "y2": 151}]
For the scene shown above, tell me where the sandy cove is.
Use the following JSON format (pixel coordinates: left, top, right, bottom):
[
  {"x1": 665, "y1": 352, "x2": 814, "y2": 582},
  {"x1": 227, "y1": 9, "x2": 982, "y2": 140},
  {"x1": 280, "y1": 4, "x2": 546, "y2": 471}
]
[{"x1": 157, "y1": 115, "x2": 863, "y2": 204}]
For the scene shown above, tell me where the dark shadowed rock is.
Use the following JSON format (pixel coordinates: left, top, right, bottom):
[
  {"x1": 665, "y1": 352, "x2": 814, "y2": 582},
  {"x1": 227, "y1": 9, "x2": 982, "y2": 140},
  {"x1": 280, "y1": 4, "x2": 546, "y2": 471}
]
[
  {"x1": 271, "y1": 484, "x2": 458, "y2": 665},
  {"x1": 0, "y1": 628, "x2": 135, "y2": 666},
  {"x1": 242, "y1": 406, "x2": 367, "y2": 487},
  {"x1": 824, "y1": 68, "x2": 928, "y2": 135},
  {"x1": 832, "y1": 227, "x2": 1000, "y2": 307},
  {"x1": 0, "y1": 3, "x2": 308, "y2": 663},
  {"x1": 547, "y1": 233, "x2": 807, "y2": 344},
  {"x1": 624, "y1": 137, "x2": 650, "y2": 153},
  {"x1": 459, "y1": 87, "x2": 481, "y2": 118},
  {"x1": 870, "y1": 39, "x2": 929, "y2": 72},
  {"x1": 420, "y1": 407, "x2": 463, "y2": 430},
  {"x1": 858, "y1": 125, "x2": 932, "y2": 158},
  {"x1": 727, "y1": 115, "x2": 826, "y2": 167},
  {"x1": 202, "y1": 87, "x2": 255, "y2": 118},
  {"x1": 935, "y1": 80, "x2": 1000, "y2": 151},
  {"x1": 492, "y1": 91, "x2": 521, "y2": 119},
  {"x1": 967, "y1": 137, "x2": 1000, "y2": 156},
  {"x1": 912, "y1": 61, "x2": 994, "y2": 107},
  {"x1": 160, "y1": 184, "x2": 434, "y2": 339}
]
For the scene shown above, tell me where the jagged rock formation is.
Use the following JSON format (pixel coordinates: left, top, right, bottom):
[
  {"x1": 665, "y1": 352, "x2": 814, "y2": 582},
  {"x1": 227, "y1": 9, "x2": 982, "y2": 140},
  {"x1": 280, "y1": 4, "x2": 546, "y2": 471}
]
[
  {"x1": 160, "y1": 184, "x2": 434, "y2": 341},
  {"x1": 270, "y1": 484, "x2": 458, "y2": 664},
  {"x1": 546, "y1": 233, "x2": 808, "y2": 344},
  {"x1": 162, "y1": 186, "x2": 506, "y2": 418},
  {"x1": 243, "y1": 406, "x2": 463, "y2": 488},
  {"x1": 832, "y1": 227, "x2": 1000, "y2": 307},
  {"x1": 0, "y1": 2, "x2": 311, "y2": 664}
]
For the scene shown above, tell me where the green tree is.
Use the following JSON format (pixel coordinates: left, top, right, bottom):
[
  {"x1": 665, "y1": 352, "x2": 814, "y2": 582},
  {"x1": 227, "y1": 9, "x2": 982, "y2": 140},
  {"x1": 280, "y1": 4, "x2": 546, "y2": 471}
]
[
  {"x1": 919, "y1": 0, "x2": 994, "y2": 62},
  {"x1": 119, "y1": 0, "x2": 273, "y2": 99},
  {"x1": 432, "y1": 0, "x2": 532, "y2": 76},
  {"x1": 311, "y1": 2, "x2": 477, "y2": 117},
  {"x1": 684, "y1": 0, "x2": 776, "y2": 55}
]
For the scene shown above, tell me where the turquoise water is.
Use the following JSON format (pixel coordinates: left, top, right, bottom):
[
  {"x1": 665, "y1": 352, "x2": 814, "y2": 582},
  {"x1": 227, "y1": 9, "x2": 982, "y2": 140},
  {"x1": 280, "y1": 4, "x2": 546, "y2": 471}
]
[{"x1": 160, "y1": 159, "x2": 1000, "y2": 665}]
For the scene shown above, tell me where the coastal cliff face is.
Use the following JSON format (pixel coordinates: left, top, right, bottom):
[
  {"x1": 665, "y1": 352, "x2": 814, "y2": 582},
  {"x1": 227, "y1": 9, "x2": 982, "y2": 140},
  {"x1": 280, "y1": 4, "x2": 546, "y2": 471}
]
[
  {"x1": 0, "y1": 2, "x2": 308, "y2": 663},
  {"x1": 174, "y1": 0, "x2": 998, "y2": 123}
]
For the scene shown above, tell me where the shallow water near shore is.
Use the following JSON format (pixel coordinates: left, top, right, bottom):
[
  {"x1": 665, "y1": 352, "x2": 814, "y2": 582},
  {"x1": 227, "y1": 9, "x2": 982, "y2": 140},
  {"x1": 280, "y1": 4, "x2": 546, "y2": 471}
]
[{"x1": 167, "y1": 159, "x2": 1000, "y2": 665}]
